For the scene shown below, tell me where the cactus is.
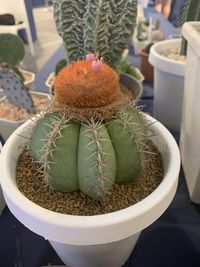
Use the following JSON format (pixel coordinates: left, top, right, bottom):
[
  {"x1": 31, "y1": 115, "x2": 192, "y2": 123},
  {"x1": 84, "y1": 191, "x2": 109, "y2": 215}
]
[
  {"x1": 0, "y1": 67, "x2": 35, "y2": 113},
  {"x1": 53, "y1": 0, "x2": 138, "y2": 70},
  {"x1": 180, "y1": 0, "x2": 200, "y2": 55},
  {"x1": 0, "y1": 33, "x2": 25, "y2": 78},
  {"x1": 28, "y1": 56, "x2": 148, "y2": 200},
  {"x1": 55, "y1": 58, "x2": 67, "y2": 75}
]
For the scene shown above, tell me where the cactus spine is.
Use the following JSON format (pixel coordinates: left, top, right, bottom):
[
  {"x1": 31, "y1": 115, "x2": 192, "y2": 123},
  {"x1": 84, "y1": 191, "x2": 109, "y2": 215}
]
[
  {"x1": 180, "y1": 0, "x2": 200, "y2": 55},
  {"x1": 53, "y1": 0, "x2": 137, "y2": 69}
]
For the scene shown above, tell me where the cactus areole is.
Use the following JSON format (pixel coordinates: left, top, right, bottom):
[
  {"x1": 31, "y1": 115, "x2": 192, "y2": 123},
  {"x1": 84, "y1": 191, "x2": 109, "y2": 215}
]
[{"x1": 29, "y1": 56, "x2": 148, "y2": 200}]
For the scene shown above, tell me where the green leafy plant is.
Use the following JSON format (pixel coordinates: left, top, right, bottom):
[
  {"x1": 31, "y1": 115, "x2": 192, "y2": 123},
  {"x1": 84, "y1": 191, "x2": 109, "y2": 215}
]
[
  {"x1": 119, "y1": 59, "x2": 141, "y2": 80},
  {"x1": 180, "y1": 0, "x2": 200, "y2": 55}
]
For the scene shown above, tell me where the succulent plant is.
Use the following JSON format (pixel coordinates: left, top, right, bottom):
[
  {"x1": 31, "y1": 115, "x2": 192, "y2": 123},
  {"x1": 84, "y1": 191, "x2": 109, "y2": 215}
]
[
  {"x1": 0, "y1": 67, "x2": 35, "y2": 113},
  {"x1": 0, "y1": 33, "x2": 25, "y2": 79},
  {"x1": 180, "y1": 0, "x2": 200, "y2": 55},
  {"x1": 53, "y1": 0, "x2": 138, "y2": 70},
  {"x1": 136, "y1": 19, "x2": 149, "y2": 42},
  {"x1": 28, "y1": 56, "x2": 148, "y2": 200}
]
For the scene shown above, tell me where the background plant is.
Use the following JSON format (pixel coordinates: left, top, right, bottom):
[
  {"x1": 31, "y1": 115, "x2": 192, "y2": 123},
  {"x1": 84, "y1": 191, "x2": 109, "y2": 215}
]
[
  {"x1": 0, "y1": 67, "x2": 34, "y2": 113},
  {"x1": 53, "y1": 0, "x2": 138, "y2": 70},
  {"x1": 0, "y1": 33, "x2": 25, "y2": 79},
  {"x1": 180, "y1": 0, "x2": 200, "y2": 55}
]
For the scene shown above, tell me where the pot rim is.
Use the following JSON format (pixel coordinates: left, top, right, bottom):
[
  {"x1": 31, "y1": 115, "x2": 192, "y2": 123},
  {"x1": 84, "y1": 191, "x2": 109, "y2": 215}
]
[
  {"x1": 20, "y1": 68, "x2": 35, "y2": 85},
  {"x1": 149, "y1": 38, "x2": 185, "y2": 76},
  {"x1": 0, "y1": 114, "x2": 180, "y2": 245}
]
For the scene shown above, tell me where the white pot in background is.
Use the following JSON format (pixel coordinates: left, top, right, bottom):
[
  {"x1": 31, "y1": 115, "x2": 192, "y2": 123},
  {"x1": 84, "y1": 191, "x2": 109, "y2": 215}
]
[
  {"x1": 0, "y1": 91, "x2": 49, "y2": 141},
  {"x1": 20, "y1": 69, "x2": 35, "y2": 90},
  {"x1": 149, "y1": 39, "x2": 186, "y2": 131},
  {"x1": 180, "y1": 22, "x2": 200, "y2": 203},
  {"x1": 0, "y1": 114, "x2": 180, "y2": 267},
  {"x1": 132, "y1": 34, "x2": 148, "y2": 55}
]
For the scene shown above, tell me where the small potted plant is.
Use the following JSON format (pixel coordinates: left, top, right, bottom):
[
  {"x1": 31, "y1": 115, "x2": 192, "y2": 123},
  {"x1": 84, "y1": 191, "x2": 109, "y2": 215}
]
[
  {"x1": 0, "y1": 33, "x2": 35, "y2": 89},
  {"x1": 0, "y1": 67, "x2": 49, "y2": 140},
  {"x1": 149, "y1": 0, "x2": 200, "y2": 131},
  {"x1": 0, "y1": 54, "x2": 180, "y2": 267},
  {"x1": 0, "y1": 1, "x2": 181, "y2": 266},
  {"x1": 132, "y1": 18, "x2": 149, "y2": 55}
]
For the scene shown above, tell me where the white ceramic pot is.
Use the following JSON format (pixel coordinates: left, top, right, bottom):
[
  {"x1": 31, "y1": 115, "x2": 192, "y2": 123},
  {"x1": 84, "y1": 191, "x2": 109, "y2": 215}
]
[
  {"x1": 0, "y1": 91, "x2": 49, "y2": 141},
  {"x1": 149, "y1": 39, "x2": 186, "y2": 131},
  {"x1": 0, "y1": 141, "x2": 6, "y2": 215},
  {"x1": 0, "y1": 114, "x2": 180, "y2": 267},
  {"x1": 180, "y1": 22, "x2": 200, "y2": 203}
]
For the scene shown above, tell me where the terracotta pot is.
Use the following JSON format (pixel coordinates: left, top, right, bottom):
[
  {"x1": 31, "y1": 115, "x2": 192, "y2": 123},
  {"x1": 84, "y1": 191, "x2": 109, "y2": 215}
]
[{"x1": 139, "y1": 48, "x2": 154, "y2": 82}]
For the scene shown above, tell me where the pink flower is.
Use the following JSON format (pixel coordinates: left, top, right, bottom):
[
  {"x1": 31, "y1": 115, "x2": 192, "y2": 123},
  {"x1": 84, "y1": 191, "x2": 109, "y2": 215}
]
[
  {"x1": 92, "y1": 60, "x2": 102, "y2": 72},
  {"x1": 86, "y1": 53, "x2": 95, "y2": 62}
]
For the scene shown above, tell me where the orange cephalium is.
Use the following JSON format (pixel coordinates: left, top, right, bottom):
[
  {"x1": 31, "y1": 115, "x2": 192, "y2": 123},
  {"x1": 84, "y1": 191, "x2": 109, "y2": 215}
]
[{"x1": 54, "y1": 60, "x2": 120, "y2": 108}]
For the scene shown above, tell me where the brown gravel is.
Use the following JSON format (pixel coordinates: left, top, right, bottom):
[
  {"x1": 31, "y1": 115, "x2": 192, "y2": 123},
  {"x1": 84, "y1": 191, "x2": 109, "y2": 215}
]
[
  {"x1": 120, "y1": 84, "x2": 136, "y2": 101},
  {"x1": 161, "y1": 50, "x2": 186, "y2": 63},
  {"x1": 0, "y1": 94, "x2": 49, "y2": 121},
  {"x1": 16, "y1": 140, "x2": 163, "y2": 216}
]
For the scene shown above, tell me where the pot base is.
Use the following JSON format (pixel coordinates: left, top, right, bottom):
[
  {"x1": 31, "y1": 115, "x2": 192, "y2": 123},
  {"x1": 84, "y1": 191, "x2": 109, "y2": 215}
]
[{"x1": 50, "y1": 233, "x2": 140, "y2": 267}]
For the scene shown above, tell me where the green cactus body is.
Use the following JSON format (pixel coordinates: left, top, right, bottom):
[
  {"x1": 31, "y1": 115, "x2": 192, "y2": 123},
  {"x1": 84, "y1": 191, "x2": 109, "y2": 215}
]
[
  {"x1": 30, "y1": 113, "x2": 80, "y2": 191},
  {"x1": 107, "y1": 107, "x2": 146, "y2": 183},
  {"x1": 53, "y1": 0, "x2": 137, "y2": 69},
  {"x1": 0, "y1": 33, "x2": 25, "y2": 67},
  {"x1": 0, "y1": 67, "x2": 35, "y2": 113},
  {"x1": 78, "y1": 120, "x2": 116, "y2": 199},
  {"x1": 29, "y1": 106, "x2": 147, "y2": 200},
  {"x1": 180, "y1": 0, "x2": 200, "y2": 55}
]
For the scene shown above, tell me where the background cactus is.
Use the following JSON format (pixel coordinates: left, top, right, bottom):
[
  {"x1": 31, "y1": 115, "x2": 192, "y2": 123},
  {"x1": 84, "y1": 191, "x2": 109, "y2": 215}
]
[
  {"x1": 180, "y1": 0, "x2": 200, "y2": 55},
  {"x1": 0, "y1": 67, "x2": 35, "y2": 113},
  {"x1": 0, "y1": 33, "x2": 25, "y2": 78},
  {"x1": 53, "y1": 0, "x2": 138, "y2": 70},
  {"x1": 28, "y1": 58, "x2": 148, "y2": 200}
]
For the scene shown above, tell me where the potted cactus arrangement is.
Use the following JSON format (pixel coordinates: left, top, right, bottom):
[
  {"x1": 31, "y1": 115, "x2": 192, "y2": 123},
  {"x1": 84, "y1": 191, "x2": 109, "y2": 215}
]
[
  {"x1": 149, "y1": 0, "x2": 200, "y2": 131},
  {"x1": 0, "y1": 1, "x2": 181, "y2": 267},
  {"x1": 0, "y1": 33, "x2": 35, "y2": 89},
  {"x1": 0, "y1": 67, "x2": 49, "y2": 140}
]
